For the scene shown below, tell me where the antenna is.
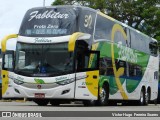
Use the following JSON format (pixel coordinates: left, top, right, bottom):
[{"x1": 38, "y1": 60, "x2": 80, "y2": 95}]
[{"x1": 43, "y1": 0, "x2": 45, "y2": 7}]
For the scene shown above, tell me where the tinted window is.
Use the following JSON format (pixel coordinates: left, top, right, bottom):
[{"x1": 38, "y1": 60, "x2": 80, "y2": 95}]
[
  {"x1": 77, "y1": 51, "x2": 99, "y2": 72},
  {"x1": 115, "y1": 60, "x2": 126, "y2": 76},
  {"x1": 114, "y1": 30, "x2": 127, "y2": 46},
  {"x1": 99, "y1": 57, "x2": 114, "y2": 75},
  {"x1": 149, "y1": 41, "x2": 158, "y2": 56},
  {"x1": 130, "y1": 30, "x2": 150, "y2": 54},
  {"x1": 19, "y1": 7, "x2": 78, "y2": 37},
  {"x1": 129, "y1": 63, "x2": 142, "y2": 77},
  {"x1": 15, "y1": 42, "x2": 73, "y2": 77},
  {"x1": 94, "y1": 15, "x2": 114, "y2": 41},
  {"x1": 99, "y1": 58, "x2": 107, "y2": 75},
  {"x1": 78, "y1": 9, "x2": 96, "y2": 35}
]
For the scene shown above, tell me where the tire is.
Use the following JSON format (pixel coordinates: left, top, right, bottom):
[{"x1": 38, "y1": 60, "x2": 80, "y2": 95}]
[
  {"x1": 97, "y1": 84, "x2": 109, "y2": 106},
  {"x1": 108, "y1": 100, "x2": 117, "y2": 106},
  {"x1": 83, "y1": 100, "x2": 96, "y2": 106},
  {"x1": 33, "y1": 99, "x2": 49, "y2": 106},
  {"x1": 138, "y1": 89, "x2": 146, "y2": 106},
  {"x1": 122, "y1": 101, "x2": 134, "y2": 106},
  {"x1": 50, "y1": 100, "x2": 60, "y2": 106},
  {"x1": 144, "y1": 90, "x2": 150, "y2": 105}
]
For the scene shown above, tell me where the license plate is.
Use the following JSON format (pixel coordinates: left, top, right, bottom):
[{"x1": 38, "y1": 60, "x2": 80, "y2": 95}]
[{"x1": 35, "y1": 93, "x2": 45, "y2": 98}]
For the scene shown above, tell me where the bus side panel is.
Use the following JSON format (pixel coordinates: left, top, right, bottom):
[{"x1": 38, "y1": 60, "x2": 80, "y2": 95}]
[
  {"x1": 2, "y1": 70, "x2": 9, "y2": 97},
  {"x1": 1, "y1": 70, "x2": 15, "y2": 98},
  {"x1": 94, "y1": 40, "x2": 159, "y2": 101},
  {"x1": 75, "y1": 71, "x2": 98, "y2": 100}
]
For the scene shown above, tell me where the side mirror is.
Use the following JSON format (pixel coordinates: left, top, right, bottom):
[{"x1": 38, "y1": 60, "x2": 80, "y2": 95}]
[{"x1": 2, "y1": 50, "x2": 15, "y2": 72}]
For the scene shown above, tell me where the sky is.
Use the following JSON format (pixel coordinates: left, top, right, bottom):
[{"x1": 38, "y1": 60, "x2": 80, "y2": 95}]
[{"x1": 0, "y1": 0, "x2": 54, "y2": 50}]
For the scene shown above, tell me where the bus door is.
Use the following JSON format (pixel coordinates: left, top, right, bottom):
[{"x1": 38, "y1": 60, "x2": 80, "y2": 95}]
[
  {"x1": 74, "y1": 41, "x2": 100, "y2": 100},
  {"x1": 1, "y1": 50, "x2": 14, "y2": 97}
]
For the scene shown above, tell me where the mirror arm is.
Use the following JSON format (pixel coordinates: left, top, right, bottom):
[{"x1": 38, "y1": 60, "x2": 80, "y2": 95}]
[{"x1": 1, "y1": 34, "x2": 18, "y2": 52}]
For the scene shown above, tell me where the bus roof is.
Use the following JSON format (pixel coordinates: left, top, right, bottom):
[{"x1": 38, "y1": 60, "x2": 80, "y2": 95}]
[
  {"x1": 26, "y1": 5, "x2": 97, "y2": 13},
  {"x1": 20, "y1": 5, "x2": 157, "y2": 43},
  {"x1": 97, "y1": 11, "x2": 157, "y2": 43}
]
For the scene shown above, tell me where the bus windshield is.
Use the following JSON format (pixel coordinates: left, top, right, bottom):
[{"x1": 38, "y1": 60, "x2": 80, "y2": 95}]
[
  {"x1": 19, "y1": 7, "x2": 78, "y2": 37},
  {"x1": 15, "y1": 42, "x2": 73, "y2": 77}
]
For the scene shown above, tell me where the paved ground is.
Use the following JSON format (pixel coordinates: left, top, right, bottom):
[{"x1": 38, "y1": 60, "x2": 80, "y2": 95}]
[
  {"x1": 0, "y1": 101, "x2": 159, "y2": 120},
  {"x1": 0, "y1": 101, "x2": 160, "y2": 111}
]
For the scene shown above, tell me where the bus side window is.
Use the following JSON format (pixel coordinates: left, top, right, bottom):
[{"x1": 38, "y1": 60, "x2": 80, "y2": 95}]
[
  {"x1": 149, "y1": 42, "x2": 158, "y2": 57},
  {"x1": 76, "y1": 51, "x2": 99, "y2": 72},
  {"x1": 129, "y1": 63, "x2": 142, "y2": 77},
  {"x1": 104, "y1": 58, "x2": 114, "y2": 76},
  {"x1": 76, "y1": 52, "x2": 85, "y2": 71},
  {"x1": 99, "y1": 58, "x2": 107, "y2": 75},
  {"x1": 136, "y1": 66, "x2": 142, "y2": 76},
  {"x1": 129, "y1": 64, "x2": 136, "y2": 76},
  {"x1": 115, "y1": 60, "x2": 126, "y2": 76}
]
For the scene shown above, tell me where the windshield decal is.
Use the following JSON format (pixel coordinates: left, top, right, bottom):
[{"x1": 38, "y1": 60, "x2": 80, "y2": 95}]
[
  {"x1": 28, "y1": 10, "x2": 69, "y2": 21},
  {"x1": 19, "y1": 8, "x2": 77, "y2": 37},
  {"x1": 117, "y1": 41, "x2": 138, "y2": 63},
  {"x1": 35, "y1": 38, "x2": 52, "y2": 43},
  {"x1": 34, "y1": 78, "x2": 45, "y2": 84},
  {"x1": 111, "y1": 23, "x2": 128, "y2": 99},
  {"x1": 84, "y1": 14, "x2": 92, "y2": 29},
  {"x1": 55, "y1": 76, "x2": 68, "y2": 82}
]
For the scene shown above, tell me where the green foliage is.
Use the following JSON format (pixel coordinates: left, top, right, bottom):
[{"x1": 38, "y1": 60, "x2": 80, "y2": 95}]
[
  {"x1": 51, "y1": 0, "x2": 65, "y2": 5},
  {"x1": 52, "y1": 0, "x2": 160, "y2": 41}
]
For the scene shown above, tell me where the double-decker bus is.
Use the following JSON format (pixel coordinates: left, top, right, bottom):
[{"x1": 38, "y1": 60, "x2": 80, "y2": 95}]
[{"x1": 1, "y1": 5, "x2": 159, "y2": 106}]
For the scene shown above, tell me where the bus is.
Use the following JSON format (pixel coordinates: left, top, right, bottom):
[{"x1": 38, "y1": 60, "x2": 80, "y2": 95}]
[{"x1": 1, "y1": 5, "x2": 159, "y2": 106}]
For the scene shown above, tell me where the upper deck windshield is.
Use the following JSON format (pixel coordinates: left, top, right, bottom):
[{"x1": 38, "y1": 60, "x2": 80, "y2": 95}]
[
  {"x1": 15, "y1": 42, "x2": 73, "y2": 77},
  {"x1": 19, "y1": 7, "x2": 78, "y2": 37}
]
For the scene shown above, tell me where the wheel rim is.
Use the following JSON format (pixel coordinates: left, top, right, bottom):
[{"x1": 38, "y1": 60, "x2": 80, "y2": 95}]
[
  {"x1": 145, "y1": 92, "x2": 149, "y2": 104},
  {"x1": 90, "y1": 100, "x2": 95, "y2": 104},
  {"x1": 140, "y1": 91, "x2": 144, "y2": 103},
  {"x1": 99, "y1": 88, "x2": 106, "y2": 103}
]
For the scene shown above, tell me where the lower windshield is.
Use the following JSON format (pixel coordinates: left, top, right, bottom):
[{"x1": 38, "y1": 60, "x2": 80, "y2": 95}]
[{"x1": 15, "y1": 42, "x2": 73, "y2": 77}]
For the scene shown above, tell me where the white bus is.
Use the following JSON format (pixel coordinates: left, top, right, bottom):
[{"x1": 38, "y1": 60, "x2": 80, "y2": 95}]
[{"x1": 1, "y1": 6, "x2": 159, "y2": 106}]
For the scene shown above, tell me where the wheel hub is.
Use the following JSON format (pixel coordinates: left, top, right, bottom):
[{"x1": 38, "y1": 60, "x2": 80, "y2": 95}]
[
  {"x1": 100, "y1": 88, "x2": 106, "y2": 102},
  {"x1": 140, "y1": 91, "x2": 143, "y2": 103}
]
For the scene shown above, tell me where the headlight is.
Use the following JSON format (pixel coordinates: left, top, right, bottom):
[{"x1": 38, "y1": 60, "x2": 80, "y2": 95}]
[
  {"x1": 56, "y1": 78, "x2": 74, "y2": 85},
  {"x1": 14, "y1": 79, "x2": 24, "y2": 85}
]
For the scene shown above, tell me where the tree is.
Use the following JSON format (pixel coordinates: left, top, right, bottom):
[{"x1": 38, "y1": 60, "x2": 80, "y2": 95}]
[
  {"x1": 51, "y1": 0, "x2": 65, "y2": 5},
  {"x1": 105, "y1": 0, "x2": 160, "y2": 40},
  {"x1": 52, "y1": 0, "x2": 160, "y2": 41}
]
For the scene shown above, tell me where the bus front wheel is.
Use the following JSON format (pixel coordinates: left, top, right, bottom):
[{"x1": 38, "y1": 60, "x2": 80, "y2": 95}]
[
  {"x1": 97, "y1": 84, "x2": 109, "y2": 106},
  {"x1": 138, "y1": 89, "x2": 149, "y2": 106},
  {"x1": 33, "y1": 99, "x2": 49, "y2": 106},
  {"x1": 83, "y1": 100, "x2": 96, "y2": 106},
  {"x1": 50, "y1": 100, "x2": 60, "y2": 106}
]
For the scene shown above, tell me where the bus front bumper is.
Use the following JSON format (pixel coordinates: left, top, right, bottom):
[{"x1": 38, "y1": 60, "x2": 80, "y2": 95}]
[{"x1": 2, "y1": 82, "x2": 75, "y2": 99}]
